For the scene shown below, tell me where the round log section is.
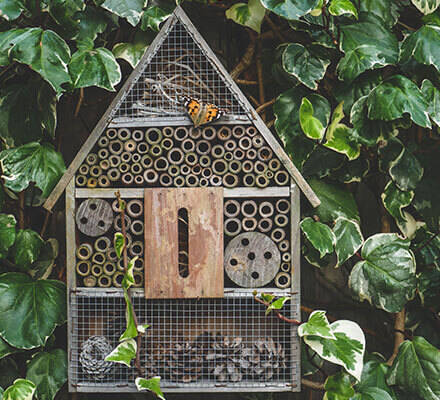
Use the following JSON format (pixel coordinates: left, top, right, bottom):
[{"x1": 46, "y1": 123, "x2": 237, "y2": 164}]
[{"x1": 76, "y1": 199, "x2": 113, "y2": 237}]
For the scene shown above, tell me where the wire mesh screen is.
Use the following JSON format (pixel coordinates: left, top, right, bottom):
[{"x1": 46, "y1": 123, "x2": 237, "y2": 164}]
[
  {"x1": 70, "y1": 290, "x2": 299, "y2": 391},
  {"x1": 113, "y1": 18, "x2": 246, "y2": 120}
]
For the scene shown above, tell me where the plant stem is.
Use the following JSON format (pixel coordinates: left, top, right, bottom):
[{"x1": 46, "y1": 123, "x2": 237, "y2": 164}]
[
  {"x1": 387, "y1": 308, "x2": 405, "y2": 366},
  {"x1": 253, "y1": 294, "x2": 301, "y2": 325},
  {"x1": 18, "y1": 191, "x2": 25, "y2": 229},
  {"x1": 301, "y1": 378, "x2": 325, "y2": 391}
]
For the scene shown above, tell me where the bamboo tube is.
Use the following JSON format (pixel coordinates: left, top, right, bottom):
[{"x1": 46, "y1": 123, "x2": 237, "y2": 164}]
[
  {"x1": 202, "y1": 126, "x2": 216, "y2": 140},
  {"x1": 228, "y1": 160, "x2": 241, "y2": 174},
  {"x1": 154, "y1": 157, "x2": 169, "y2": 171},
  {"x1": 109, "y1": 140, "x2": 123, "y2": 155},
  {"x1": 146, "y1": 128, "x2": 162, "y2": 144},
  {"x1": 238, "y1": 136, "x2": 252, "y2": 150},
  {"x1": 134, "y1": 175, "x2": 144, "y2": 185},
  {"x1": 132, "y1": 129, "x2": 144, "y2": 142},
  {"x1": 129, "y1": 241, "x2": 144, "y2": 257},
  {"x1": 271, "y1": 228, "x2": 286, "y2": 242},
  {"x1": 163, "y1": 126, "x2": 174, "y2": 138},
  {"x1": 117, "y1": 128, "x2": 131, "y2": 141},
  {"x1": 259, "y1": 201, "x2": 274, "y2": 218},
  {"x1": 254, "y1": 161, "x2": 268, "y2": 174},
  {"x1": 99, "y1": 159, "x2": 110, "y2": 171},
  {"x1": 75, "y1": 175, "x2": 87, "y2": 187},
  {"x1": 106, "y1": 128, "x2": 117, "y2": 139},
  {"x1": 233, "y1": 148, "x2": 245, "y2": 160},
  {"x1": 252, "y1": 135, "x2": 264, "y2": 148},
  {"x1": 114, "y1": 214, "x2": 131, "y2": 231},
  {"x1": 282, "y1": 252, "x2": 291, "y2": 262},
  {"x1": 107, "y1": 168, "x2": 121, "y2": 182},
  {"x1": 137, "y1": 142, "x2": 149, "y2": 154},
  {"x1": 243, "y1": 173, "x2": 256, "y2": 186},
  {"x1": 217, "y1": 126, "x2": 232, "y2": 140},
  {"x1": 143, "y1": 169, "x2": 158, "y2": 184},
  {"x1": 246, "y1": 126, "x2": 257, "y2": 137},
  {"x1": 265, "y1": 170, "x2": 274, "y2": 179},
  {"x1": 275, "y1": 214, "x2": 289, "y2": 227},
  {"x1": 276, "y1": 199, "x2": 290, "y2": 214},
  {"x1": 127, "y1": 199, "x2": 143, "y2": 218},
  {"x1": 134, "y1": 257, "x2": 144, "y2": 271},
  {"x1": 225, "y1": 139, "x2": 236, "y2": 151},
  {"x1": 117, "y1": 258, "x2": 125, "y2": 272},
  {"x1": 268, "y1": 158, "x2": 281, "y2": 171},
  {"x1": 92, "y1": 252, "x2": 106, "y2": 265},
  {"x1": 89, "y1": 165, "x2": 102, "y2": 178},
  {"x1": 195, "y1": 140, "x2": 211, "y2": 155},
  {"x1": 201, "y1": 167, "x2": 212, "y2": 178},
  {"x1": 87, "y1": 177, "x2": 97, "y2": 188},
  {"x1": 109, "y1": 155, "x2": 121, "y2": 168},
  {"x1": 224, "y1": 151, "x2": 233, "y2": 161},
  {"x1": 133, "y1": 272, "x2": 143, "y2": 287},
  {"x1": 168, "y1": 165, "x2": 180, "y2": 176},
  {"x1": 242, "y1": 217, "x2": 257, "y2": 231},
  {"x1": 279, "y1": 239, "x2": 290, "y2": 252},
  {"x1": 281, "y1": 262, "x2": 291, "y2": 272},
  {"x1": 119, "y1": 163, "x2": 130, "y2": 174},
  {"x1": 124, "y1": 139, "x2": 136, "y2": 152},
  {"x1": 141, "y1": 154, "x2": 153, "y2": 169},
  {"x1": 191, "y1": 164, "x2": 202, "y2": 175},
  {"x1": 275, "y1": 170, "x2": 289, "y2": 185},
  {"x1": 211, "y1": 145, "x2": 225, "y2": 159},
  {"x1": 256, "y1": 174, "x2": 270, "y2": 188},
  {"x1": 98, "y1": 274, "x2": 112, "y2": 288},
  {"x1": 130, "y1": 219, "x2": 144, "y2": 236},
  {"x1": 246, "y1": 148, "x2": 257, "y2": 160},
  {"x1": 79, "y1": 164, "x2": 90, "y2": 175},
  {"x1": 149, "y1": 144, "x2": 162, "y2": 157},
  {"x1": 185, "y1": 174, "x2": 199, "y2": 187},
  {"x1": 91, "y1": 264, "x2": 103, "y2": 277},
  {"x1": 86, "y1": 153, "x2": 98, "y2": 165},
  {"x1": 121, "y1": 151, "x2": 132, "y2": 163},
  {"x1": 168, "y1": 148, "x2": 184, "y2": 164},
  {"x1": 159, "y1": 173, "x2": 172, "y2": 186},
  {"x1": 180, "y1": 164, "x2": 191, "y2": 175},
  {"x1": 224, "y1": 218, "x2": 242, "y2": 236},
  {"x1": 199, "y1": 155, "x2": 211, "y2": 167},
  {"x1": 132, "y1": 153, "x2": 141, "y2": 163},
  {"x1": 232, "y1": 125, "x2": 245, "y2": 138},
  {"x1": 161, "y1": 138, "x2": 174, "y2": 151},
  {"x1": 83, "y1": 275, "x2": 97, "y2": 287},
  {"x1": 98, "y1": 136, "x2": 109, "y2": 147},
  {"x1": 242, "y1": 160, "x2": 253, "y2": 173},
  {"x1": 76, "y1": 262, "x2": 91, "y2": 278},
  {"x1": 130, "y1": 162, "x2": 142, "y2": 175},
  {"x1": 185, "y1": 152, "x2": 198, "y2": 166},
  {"x1": 103, "y1": 262, "x2": 116, "y2": 276},
  {"x1": 112, "y1": 271, "x2": 124, "y2": 287},
  {"x1": 275, "y1": 272, "x2": 290, "y2": 289},
  {"x1": 94, "y1": 236, "x2": 111, "y2": 252},
  {"x1": 242, "y1": 200, "x2": 258, "y2": 217},
  {"x1": 76, "y1": 243, "x2": 93, "y2": 260},
  {"x1": 174, "y1": 127, "x2": 189, "y2": 141},
  {"x1": 212, "y1": 159, "x2": 228, "y2": 175},
  {"x1": 210, "y1": 175, "x2": 222, "y2": 186},
  {"x1": 258, "y1": 218, "x2": 272, "y2": 232},
  {"x1": 112, "y1": 199, "x2": 123, "y2": 213},
  {"x1": 223, "y1": 173, "x2": 238, "y2": 188},
  {"x1": 258, "y1": 146, "x2": 273, "y2": 161},
  {"x1": 224, "y1": 200, "x2": 240, "y2": 218},
  {"x1": 199, "y1": 177, "x2": 209, "y2": 187},
  {"x1": 106, "y1": 248, "x2": 118, "y2": 262},
  {"x1": 189, "y1": 127, "x2": 202, "y2": 139},
  {"x1": 181, "y1": 138, "x2": 195, "y2": 152},
  {"x1": 174, "y1": 176, "x2": 185, "y2": 187}
]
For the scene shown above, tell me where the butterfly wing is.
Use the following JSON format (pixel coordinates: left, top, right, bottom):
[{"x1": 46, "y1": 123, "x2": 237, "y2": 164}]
[
  {"x1": 185, "y1": 98, "x2": 202, "y2": 126},
  {"x1": 181, "y1": 96, "x2": 225, "y2": 127}
]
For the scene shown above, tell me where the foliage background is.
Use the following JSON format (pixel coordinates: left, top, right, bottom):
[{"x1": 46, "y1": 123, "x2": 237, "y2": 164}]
[{"x1": 0, "y1": 0, "x2": 439, "y2": 399}]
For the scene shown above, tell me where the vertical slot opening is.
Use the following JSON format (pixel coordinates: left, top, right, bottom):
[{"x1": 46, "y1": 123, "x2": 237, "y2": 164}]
[{"x1": 178, "y1": 208, "x2": 189, "y2": 278}]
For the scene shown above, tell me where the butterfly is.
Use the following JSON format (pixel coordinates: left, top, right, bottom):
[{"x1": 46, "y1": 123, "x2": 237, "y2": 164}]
[{"x1": 179, "y1": 96, "x2": 225, "y2": 127}]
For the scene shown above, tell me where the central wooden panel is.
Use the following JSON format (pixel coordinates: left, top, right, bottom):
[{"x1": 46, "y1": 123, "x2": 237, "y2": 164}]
[{"x1": 144, "y1": 188, "x2": 224, "y2": 298}]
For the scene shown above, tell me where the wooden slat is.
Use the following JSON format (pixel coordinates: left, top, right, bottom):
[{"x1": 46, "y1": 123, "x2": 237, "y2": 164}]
[{"x1": 144, "y1": 188, "x2": 224, "y2": 298}]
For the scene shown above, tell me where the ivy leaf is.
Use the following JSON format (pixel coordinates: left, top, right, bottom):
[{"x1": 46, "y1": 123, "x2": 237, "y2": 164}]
[
  {"x1": 389, "y1": 142, "x2": 423, "y2": 191},
  {"x1": 0, "y1": 28, "x2": 71, "y2": 94},
  {"x1": 141, "y1": 5, "x2": 173, "y2": 31},
  {"x1": 300, "y1": 217, "x2": 335, "y2": 258},
  {"x1": 265, "y1": 296, "x2": 290, "y2": 315},
  {"x1": 46, "y1": 0, "x2": 85, "y2": 39},
  {"x1": 351, "y1": 388, "x2": 394, "y2": 400},
  {"x1": 359, "y1": 0, "x2": 399, "y2": 28},
  {"x1": 303, "y1": 146, "x2": 345, "y2": 179},
  {"x1": 260, "y1": 0, "x2": 320, "y2": 20},
  {"x1": 378, "y1": 137, "x2": 404, "y2": 173},
  {"x1": 120, "y1": 290, "x2": 138, "y2": 341},
  {"x1": 381, "y1": 181, "x2": 414, "y2": 226},
  {"x1": 418, "y1": 268, "x2": 440, "y2": 307},
  {"x1": 29, "y1": 238, "x2": 59, "y2": 280},
  {"x1": 328, "y1": 0, "x2": 358, "y2": 18},
  {"x1": 69, "y1": 47, "x2": 121, "y2": 91},
  {"x1": 387, "y1": 337, "x2": 440, "y2": 400},
  {"x1": 0, "y1": 337, "x2": 19, "y2": 360},
  {"x1": 114, "y1": 232, "x2": 125, "y2": 259},
  {"x1": 113, "y1": 31, "x2": 152, "y2": 68},
  {"x1": 303, "y1": 320, "x2": 365, "y2": 380},
  {"x1": 105, "y1": 338, "x2": 136, "y2": 367},
  {"x1": 421, "y1": 79, "x2": 440, "y2": 127},
  {"x1": 333, "y1": 217, "x2": 363, "y2": 266},
  {"x1": 0, "y1": 0, "x2": 26, "y2": 21},
  {"x1": 337, "y1": 14, "x2": 399, "y2": 82},
  {"x1": 308, "y1": 178, "x2": 359, "y2": 223},
  {"x1": 367, "y1": 75, "x2": 431, "y2": 128},
  {"x1": 282, "y1": 43, "x2": 330, "y2": 90},
  {"x1": 0, "y1": 273, "x2": 66, "y2": 349},
  {"x1": 298, "y1": 310, "x2": 336, "y2": 339},
  {"x1": 414, "y1": 176, "x2": 440, "y2": 231},
  {"x1": 26, "y1": 349, "x2": 67, "y2": 400},
  {"x1": 301, "y1": 341, "x2": 324, "y2": 376},
  {"x1": 122, "y1": 256, "x2": 136, "y2": 290},
  {"x1": 299, "y1": 96, "x2": 331, "y2": 140},
  {"x1": 75, "y1": 6, "x2": 109, "y2": 49},
  {"x1": 410, "y1": 0, "x2": 440, "y2": 14},
  {"x1": 3, "y1": 379, "x2": 35, "y2": 400},
  {"x1": 226, "y1": 0, "x2": 266, "y2": 34},
  {"x1": 0, "y1": 214, "x2": 16, "y2": 260},
  {"x1": 323, "y1": 372, "x2": 355, "y2": 400},
  {"x1": 101, "y1": 0, "x2": 146, "y2": 26},
  {"x1": 349, "y1": 233, "x2": 417, "y2": 313},
  {"x1": 9, "y1": 230, "x2": 44, "y2": 271},
  {"x1": 0, "y1": 142, "x2": 66, "y2": 198},
  {"x1": 412, "y1": 227, "x2": 440, "y2": 269},
  {"x1": 135, "y1": 377, "x2": 165, "y2": 400},
  {"x1": 355, "y1": 354, "x2": 394, "y2": 396},
  {"x1": 333, "y1": 158, "x2": 370, "y2": 183}
]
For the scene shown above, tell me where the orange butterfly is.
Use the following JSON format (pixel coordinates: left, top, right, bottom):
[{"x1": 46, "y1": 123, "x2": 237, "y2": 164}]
[{"x1": 180, "y1": 96, "x2": 225, "y2": 127}]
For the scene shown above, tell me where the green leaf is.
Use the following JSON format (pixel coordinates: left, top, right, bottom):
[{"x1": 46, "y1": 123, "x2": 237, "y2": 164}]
[
  {"x1": 3, "y1": 379, "x2": 35, "y2": 400},
  {"x1": 381, "y1": 181, "x2": 414, "y2": 226},
  {"x1": 303, "y1": 146, "x2": 345, "y2": 179},
  {"x1": 299, "y1": 97, "x2": 330, "y2": 139},
  {"x1": 301, "y1": 340, "x2": 324, "y2": 376},
  {"x1": 265, "y1": 296, "x2": 290, "y2": 315},
  {"x1": 389, "y1": 143, "x2": 424, "y2": 191},
  {"x1": 411, "y1": 0, "x2": 440, "y2": 14},
  {"x1": 101, "y1": 0, "x2": 146, "y2": 26},
  {"x1": 122, "y1": 256, "x2": 136, "y2": 290},
  {"x1": 114, "y1": 232, "x2": 125, "y2": 259},
  {"x1": 378, "y1": 137, "x2": 404, "y2": 173},
  {"x1": 0, "y1": 142, "x2": 66, "y2": 198},
  {"x1": 324, "y1": 372, "x2": 355, "y2": 400},
  {"x1": 26, "y1": 349, "x2": 67, "y2": 400},
  {"x1": 308, "y1": 178, "x2": 360, "y2": 223},
  {"x1": 414, "y1": 176, "x2": 440, "y2": 231},
  {"x1": 0, "y1": 28, "x2": 71, "y2": 94},
  {"x1": 0, "y1": 337, "x2": 19, "y2": 360},
  {"x1": 120, "y1": 290, "x2": 138, "y2": 341},
  {"x1": 141, "y1": 5, "x2": 173, "y2": 31},
  {"x1": 300, "y1": 217, "x2": 335, "y2": 258},
  {"x1": 0, "y1": 0, "x2": 25, "y2": 21},
  {"x1": 333, "y1": 218, "x2": 363, "y2": 266},
  {"x1": 337, "y1": 14, "x2": 399, "y2": 82},
  {"x1": 113, "y1": 31, "x2": 151, "y2": 68},
  {"x1": 282, "y1": 43, "x2": 330, "y2": 90},
  {"x1": 412, "y1": 227, "x2": 440, "y2": 269},
  {"x1": 349, "y1": 233, "x2": 417, "y2": 313},
  {"x1": 30, "y1": 238, "x2": 59, "y2": 280},
  {"x1": 46, "y1": 0, "x2": 85, "y2": 39},
  {"x1": 226, "y1": 0, "x2": 265, "y2": 33},
  {"x1": 367, "y1": 75, "x2": 431, "y2": 128},
  {"x1": 0, "y1": 214, "x2": 16, "y2": 259},
  {"x1": 351, "y1": 388, "x2": 394, "y2": 400},
  {"x1": 10, "y1": 230, "x2": 44, "y2": 271},
  {"x1": 333, "y1": 158, "x2": 370, "y2": 183},
  {"x1": 359, "y1": 0, "x2": 399, "y2": 28},
  {"x1": 75, "y1": 5, "x2": 109, "y2": 48},
  {"x1": 304, "y1": 320, "x2": 365, "y2": 380},
  {"x1": 355, "y1": 354, "x2": 394, "y2": 396},
  {"x1": 69, "y1": 47, "x2": 121, "y2": 91},
  {"x1": 328, "y1": 0, "x2": 358, "y2": 18},
  {"x1": 0, "y1": 357, "x2": 20, "y2": 388},
  {"x1": 135, "y1": 377, "x2": 165, "y2": 400},
  {"x1": 105, "y1": 338, "x2": 136, "y2": 367},
  {"x1": 260, "y1": 0, "x2": 319, "y2": 20},
  {"x1": 0, "y1": 273, "x2": 66, "y2": 349},
  {"x1": 298, "y1": 310, "x2": 335, "y2": 339},
  {"x1": 421, "y1": 79, "x2": 440, "y2": 127},
  {"x1": 387, "y1": 337, "x2": 440, "y2": 400}
]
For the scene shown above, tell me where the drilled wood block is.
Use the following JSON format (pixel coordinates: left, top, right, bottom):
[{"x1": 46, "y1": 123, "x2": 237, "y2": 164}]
[
  {"x1": 75, "y1": 199, "x2": 113, "y2": 237},
  {"x1": 144, "y1": 188, "x2": 224, "y2": 298}
]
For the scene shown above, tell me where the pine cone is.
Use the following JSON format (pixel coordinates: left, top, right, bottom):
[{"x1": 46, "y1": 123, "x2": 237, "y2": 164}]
[{"x1": 79, "y1": 335, "x2": 114, "y2": 380}]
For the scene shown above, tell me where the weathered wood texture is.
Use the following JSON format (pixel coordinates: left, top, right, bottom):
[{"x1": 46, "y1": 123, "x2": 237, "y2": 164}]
[
  {"x1": 224, "y1": 232, "x2": 280, "y2": 288},
  {"x1": 75, "y1": 199, "x2": 114, "y2": 237},
  {"x1": 144, "y1": 187, "x2": 224, "y2": 298}
]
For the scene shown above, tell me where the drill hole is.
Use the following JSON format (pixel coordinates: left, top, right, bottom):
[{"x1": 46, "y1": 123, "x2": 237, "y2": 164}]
[
  {"x1": 251, "y1": 271, "x2": 259, "y2": 279},
  {"x1": 248, "y1": 252, "x2": 255, "y2": 260},
  {"x1": 241, "y1": 238, "x2": 249, "y2": 246}
]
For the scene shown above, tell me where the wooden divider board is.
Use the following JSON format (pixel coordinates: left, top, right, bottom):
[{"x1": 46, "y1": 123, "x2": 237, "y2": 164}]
[{"x1": 144, "y1": 188, "x2": 224, "y2": 298}]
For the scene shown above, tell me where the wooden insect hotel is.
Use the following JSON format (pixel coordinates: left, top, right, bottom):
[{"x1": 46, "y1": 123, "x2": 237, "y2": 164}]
[{"x1": 44, "y1": 6, "x2": 320, "y2": 393}]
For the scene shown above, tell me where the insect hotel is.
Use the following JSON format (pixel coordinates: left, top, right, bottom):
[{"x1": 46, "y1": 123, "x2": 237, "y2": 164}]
[{"x1": 44, "y1": 6, "x2": 320, "y2": 393}]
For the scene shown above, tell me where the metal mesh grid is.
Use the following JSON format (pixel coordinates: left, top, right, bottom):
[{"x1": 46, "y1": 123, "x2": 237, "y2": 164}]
[
  {"x1": 114, "y1": 19, "x2": 246, "y2": 119},
  {"x1": 70, "y1": 290, "x2": 298, "y2": 390}
]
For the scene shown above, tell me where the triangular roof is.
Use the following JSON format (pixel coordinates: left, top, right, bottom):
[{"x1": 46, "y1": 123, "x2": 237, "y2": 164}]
[{"x1": 43, "y1": 6, "x2": 320, "y2": 211}]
